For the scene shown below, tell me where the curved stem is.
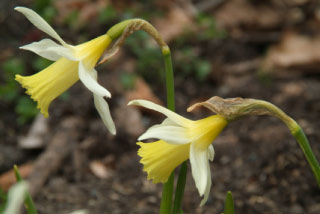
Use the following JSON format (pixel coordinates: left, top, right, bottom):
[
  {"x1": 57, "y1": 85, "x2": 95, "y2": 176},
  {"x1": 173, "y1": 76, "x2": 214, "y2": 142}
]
[{"x1": 292, "y1": 125, "x2": 320, "y2": 186}]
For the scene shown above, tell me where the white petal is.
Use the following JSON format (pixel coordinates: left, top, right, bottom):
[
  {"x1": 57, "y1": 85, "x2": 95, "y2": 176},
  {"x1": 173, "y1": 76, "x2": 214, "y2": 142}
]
[
  {"x1": 190, "y1": 143, "x2": 211, "y2": 197},
  {"x1": 79, "y1": 62, "x2": 111, "y2": 98},
  {"x1": 15, "y1": 7, "x2": 66, "y2": 46},
  {"x1": 162, "y1": 118, "x2": 176, "y2": 126},
  {"x1": 208, "y1": 145, "x2": 215, "y2": 162},
  {"x1": 94, "y1": 94, "x2": 116, "y2": 135},
  {"x1": 20, "y1": 39, "x2": 75, "y2": 61},
  {"x1": 46, "y1": 45, "x2": 77, "y2": 61},
  {"x1": 128, "y1": 100, "x2": 191, "y2": 127},
  {"x1": 138, "y1": 124, "x2": 190, "y2": 144},
  {"x1": 200, "y1": 163, "x2": 212, "y2": 206}
]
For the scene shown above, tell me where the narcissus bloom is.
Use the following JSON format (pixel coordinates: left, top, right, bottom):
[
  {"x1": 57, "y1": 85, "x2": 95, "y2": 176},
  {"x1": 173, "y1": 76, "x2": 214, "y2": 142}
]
[
  {"x1": 15, "y1": 7, "x2": 116, "y2": 134},
  {"x1": 129, "y1": 99, "x2": 228, "y2": 206}
]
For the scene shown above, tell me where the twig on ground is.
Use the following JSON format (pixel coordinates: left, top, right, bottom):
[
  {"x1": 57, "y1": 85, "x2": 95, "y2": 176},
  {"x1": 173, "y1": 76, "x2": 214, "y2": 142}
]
[{"x1": 27, "y1": 117, "x2": 84, "y2": 197}]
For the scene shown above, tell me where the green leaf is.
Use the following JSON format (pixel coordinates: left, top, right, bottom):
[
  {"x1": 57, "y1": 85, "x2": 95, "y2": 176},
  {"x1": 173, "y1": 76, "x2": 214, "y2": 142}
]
[
  {"x1": 0, "y1": 187, "x2": 8, "y2": 213},
  {"x1": 224, "y1": 191, "x2": 235, "y2": 214}
]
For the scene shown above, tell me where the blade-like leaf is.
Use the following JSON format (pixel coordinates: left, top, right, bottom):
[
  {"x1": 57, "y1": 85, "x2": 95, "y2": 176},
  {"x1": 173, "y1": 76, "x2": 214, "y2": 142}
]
[{"x1": 224, "y1": 191, "x2": 234, "y2": 214}]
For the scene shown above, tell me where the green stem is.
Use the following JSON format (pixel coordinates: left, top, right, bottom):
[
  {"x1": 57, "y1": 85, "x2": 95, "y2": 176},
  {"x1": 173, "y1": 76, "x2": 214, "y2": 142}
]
[
  {"x1": 160, "y1": 173, "x2": 175, "y2": 214},
  {"x1": 292, "y1": 125, "x2": 320, "y2": 186},
  {"x1": 160, "y1": 46, "x2": 176, "y2": 214},
  {"x1": 172, "y1": 161, "x2": 188, "y2": 214},
  {"x1": 162, "y1": 46, "x2": 175, "y2": 111}
]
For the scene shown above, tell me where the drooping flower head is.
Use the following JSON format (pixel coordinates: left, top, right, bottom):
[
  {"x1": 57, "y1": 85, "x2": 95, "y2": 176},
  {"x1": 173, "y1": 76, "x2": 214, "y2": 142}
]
[
  {"x1": 15, "y1": 7, "x2": 115, "y2": 134},
  {"x1": 129, "y1": 99, "x2": 228, "y2": 206}
]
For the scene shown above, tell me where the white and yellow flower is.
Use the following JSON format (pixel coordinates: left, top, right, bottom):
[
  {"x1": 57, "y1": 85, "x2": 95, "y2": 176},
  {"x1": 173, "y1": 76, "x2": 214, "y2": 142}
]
[
  {"x1": 129, "y1": 99, "x2": 228, "y2": 206},
  {"x1": 15, "y1": 7, "x2": 115, "y2": 134}
]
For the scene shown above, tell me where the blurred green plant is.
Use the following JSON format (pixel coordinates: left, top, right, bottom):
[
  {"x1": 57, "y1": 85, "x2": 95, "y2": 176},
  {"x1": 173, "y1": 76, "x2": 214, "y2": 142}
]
[
  {"x1": 125, "y1": 31, "x2": 164, "y2": 85},
  {"x1": 32, "y1": 0, "x2": 56, "y2": 23},
  {"x1": 257, "y1": 69, "x2": 273, "y2": 85},
  {"x1": 120, "y1": 72, "x2": 137, "y2": 90},
  {"x1": 0, "y1": 58, "x2": 38, "y2": 124},
  {"x1": 98, "y1": 5, "x2": 117, "y2": 24},
  {"x1": 223, "y1": 191, "x2": 235, "y2": 214},
  {"x1": 65, "y1": 10, "x2": 80, "y2": 29},
  {"x1": 174, "y1": 46, "x2": 212, "y2": 82},
  {"x1": 0, "y1": 188, "x2": 7, "y2": 213},
  {"x1": 1, "y1": 58, "x2": 25, "y2": 101},
  {"x1": 196, "y1": 13, "x2": 227, "y2": 40}
]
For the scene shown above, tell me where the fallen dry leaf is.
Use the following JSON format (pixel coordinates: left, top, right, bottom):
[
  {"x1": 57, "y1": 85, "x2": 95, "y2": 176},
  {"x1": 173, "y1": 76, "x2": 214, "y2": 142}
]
[
  {"x1": 264, "y1": 32, "x2": 320, "y2": 70},
  {"x1": 215, "y1": 0, "x2": 304, "y2": 31},
  {"x1": 153, "y1": 6, "x2": 195, "y2": 42},
  {"x1": 125, "y1": 77, "x2": 162, "y2": 105},
  {"x1": 0, "y1": 163, "x2": 33, "y2": 191},
  {"x1": 54, "y1": 0, "x2": 108, "y2": 24},
  {"x1": 89, "y1": 160, "x2": 113, "y2": 179},
  {"x1": 18, "y1": 114, "x2": 48, "y2": 149},
  {"x1": 114, "y1": 104, "x2": 144, "y2": 138}
]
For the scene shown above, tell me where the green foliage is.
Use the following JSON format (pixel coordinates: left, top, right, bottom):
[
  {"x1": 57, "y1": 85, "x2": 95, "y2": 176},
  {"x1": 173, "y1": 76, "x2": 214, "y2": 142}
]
[
  {"x1": 257, "y1": 69, "x2": 273, "y2": 85},
  {"x1": 194, "y1": 60, "x2": 212, "y2": 81},
  {"x1": 174, "y1": 46, "x2": 212, "y2": 82},
  {"x1": 32, "y1": 57, "x2": 52, "y2": 71},
  {"x1": 196, "y1": 13, "x2": 227, "y2": 40},
  {"x1": 15, "y1": 97, "x2": 38, "y2": 125},
  {"x1": 125, "y1": 31, "x2": 164, "y2": 85},
  {"x1": 98, "y1": 5, "x2": 117, "y2": 24},
  {"x1": 0, "y1": 58, "x2": 25, "y2": 101},
  {"x1": 32, "y1": 0, "x2": 56, "y2": 23},
  {"x1": 223, "y1": 191, "x2": 235, "y2": 214},
  {"x1": 0, "y1": 188, "x2": 7, "y2": 213},
  {"x1": 0, "y1": 57, "x2": 38, "y2": 124},
  {"x1": 33, "y1": 0, "x2": 51, "y2": 12},
  {"x1": 120, "y1": 72, "x2": 137, "y2": 90},
  {"x1": 65, "y1": 10, "x2": 80, "y2": 29}
]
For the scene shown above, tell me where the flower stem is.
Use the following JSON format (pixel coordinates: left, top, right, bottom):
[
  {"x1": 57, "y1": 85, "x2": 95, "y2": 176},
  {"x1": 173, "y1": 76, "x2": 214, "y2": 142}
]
[
  {"x1": 162, "y1": 46, "x2": 175, "y2": 111},
  {"x1": 292, "y1": 124, "x2": 320, "y2": 186},
  {"x1": 160, "y1": 46, "x2": 176, "y2": 214},
  {"x1": 160, "y1": 173, "x2": 175, "y2": 214},
  {"x1": 172, "y1": 161, "x2": 188, "y2": 214}
]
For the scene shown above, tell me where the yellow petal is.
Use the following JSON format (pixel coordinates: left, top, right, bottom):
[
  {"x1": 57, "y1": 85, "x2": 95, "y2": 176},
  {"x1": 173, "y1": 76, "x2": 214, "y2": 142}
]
[
  {"x1": 137, "y1": 140, "x2": 190, "y2": 183},
  {"x1": 16, "y1": 57, "x2": 79, "y2": 117}
]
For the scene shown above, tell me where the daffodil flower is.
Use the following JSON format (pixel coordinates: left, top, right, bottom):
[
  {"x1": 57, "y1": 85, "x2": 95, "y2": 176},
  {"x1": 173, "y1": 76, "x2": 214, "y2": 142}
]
[
  {"x1": 129, "y1": 99, "x2": 228, "y2": 206},
  {"x1": 15, "y1": 7, "x2": 116, "y2": 134}
]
